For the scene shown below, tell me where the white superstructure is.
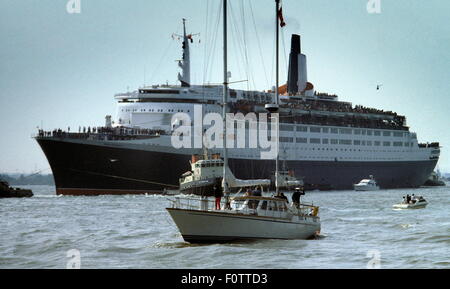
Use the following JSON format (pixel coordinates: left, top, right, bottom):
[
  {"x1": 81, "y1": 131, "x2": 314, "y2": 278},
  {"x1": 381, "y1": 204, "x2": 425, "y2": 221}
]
[{"x1": 354, "y1": 175, "x2": 380, "y2": 191}]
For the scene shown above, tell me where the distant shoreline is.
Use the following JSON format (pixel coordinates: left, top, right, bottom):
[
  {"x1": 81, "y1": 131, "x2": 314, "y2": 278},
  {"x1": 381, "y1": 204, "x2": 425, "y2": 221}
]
[{"x1": 0, "y1": 173, "x2": 54, "y2": 186}]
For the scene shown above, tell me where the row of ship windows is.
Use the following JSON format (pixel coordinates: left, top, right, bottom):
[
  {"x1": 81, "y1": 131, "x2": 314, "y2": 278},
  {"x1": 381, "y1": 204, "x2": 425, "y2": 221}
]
[
  {"x1": 232, "y1": 154, "x2": 405, "y2": 161},
  {"x1": 211, "y1": 123, "x2": 407, "y2": 138},
  {"x1": 295, "y1": 147, "x2": 410, "y2": 154},
  {"x1": 278, "y1": 137, "x2": 413, "y2": 147},
  {"x1": 280, "y1": 125, "x2": 407, "y2": 137},
  {"x1": 122, "y1": 109, "x2": 191, "y2": 113}
]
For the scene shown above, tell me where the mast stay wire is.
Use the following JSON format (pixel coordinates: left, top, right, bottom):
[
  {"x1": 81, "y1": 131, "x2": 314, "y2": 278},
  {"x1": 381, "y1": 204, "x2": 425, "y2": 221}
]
[
  {"x1": 228, "y1": 2, "x2": 246, "y2": 90},
  {"x1": 203, "y1": 0, "x2": 222, "y2": 86},
  {"x1": 201, "y1": 0, "x2": 210, "y2": 101},
  {"x1": 147, "y1": 22, "x2": 182, "y2": 86},
  {"x1": 237, "y1": 0, "x2": 254, "y2": 92},
  {"x1": 239, "y1": 0, "x2": 250, "y2": 92},
  {"x1": 280, "y1": 22, "x2": 288, "y2": 89},
  {"x1": 248, "y1": 0, "x2": 270, "y2": 90}
]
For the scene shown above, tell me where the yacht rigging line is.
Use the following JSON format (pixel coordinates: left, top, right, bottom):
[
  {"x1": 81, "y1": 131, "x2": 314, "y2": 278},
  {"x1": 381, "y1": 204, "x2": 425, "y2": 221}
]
[
  {"x1": 280, "y1": 22, "x2": 288, "y2": 83},
  {"x1": 203, "y1": 0, "x2": 222, "y2": 85},
  {"x1": 228, "y1": 2, "x2": 245, "y2": 89},
  {"x1": 229, "y1": 0, "x2": 258, "y2": 91},
  {"x1": 148, "y1": 23, "x2": 180, "y2": 85},
  {"x1": 249, "y1": 0, "x2": 270, "y2": 89},
  {"x1": 238, "y1": 0, "x2": 251, "y2": 92}
]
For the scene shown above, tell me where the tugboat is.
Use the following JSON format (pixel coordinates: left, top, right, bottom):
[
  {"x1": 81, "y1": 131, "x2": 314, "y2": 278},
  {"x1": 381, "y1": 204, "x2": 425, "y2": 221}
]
[
  {"x1": 353, "y1": 175, "x2": 380, "y2": 191},
  {"x1": 0, "y1": 180, "x2": 33, "y2": 198},
  {"x1": 423, "y1": 170, "x2": 446, "y2": 187},
  {"x1": 271, "y1": 170, "x2": 304, "y2": 191},
  {"x1": 179, "y1": 154, "x2": 270, "y2": 196}
]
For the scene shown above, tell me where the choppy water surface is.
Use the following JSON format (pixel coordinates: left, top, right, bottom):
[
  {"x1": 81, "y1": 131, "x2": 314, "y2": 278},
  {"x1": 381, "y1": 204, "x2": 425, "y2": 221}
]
[{"x1": 1, "y1": 185, "x2": 449, "y2": 268}]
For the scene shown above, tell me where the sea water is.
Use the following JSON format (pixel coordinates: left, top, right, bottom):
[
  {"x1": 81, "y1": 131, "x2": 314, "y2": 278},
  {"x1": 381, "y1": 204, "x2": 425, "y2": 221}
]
[{"x1": 0, "y1": 185, "x2": 448, "y2": 269}]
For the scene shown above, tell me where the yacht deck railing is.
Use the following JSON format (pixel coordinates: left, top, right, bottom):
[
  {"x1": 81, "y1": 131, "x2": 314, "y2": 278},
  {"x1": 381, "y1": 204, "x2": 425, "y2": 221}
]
[{"x1": 169, "y1": 196, "x2": 320, "y2": 220}]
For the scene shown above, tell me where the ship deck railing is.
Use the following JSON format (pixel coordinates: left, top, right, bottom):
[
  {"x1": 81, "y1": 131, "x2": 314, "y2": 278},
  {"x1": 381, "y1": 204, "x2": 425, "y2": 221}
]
[
  {"x1": 418, "y1": 142, "x2": 440, "y2": 148},
  {"x1": 35, "y1": 128, "x2": 170, "y2": 141}
]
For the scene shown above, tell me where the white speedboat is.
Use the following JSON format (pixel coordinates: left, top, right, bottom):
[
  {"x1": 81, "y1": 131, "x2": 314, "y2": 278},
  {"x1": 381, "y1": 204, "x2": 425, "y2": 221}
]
[
  {"x1": 167, "y1": 195, "x2": 320, "y2": 243},
  {"x1": 393, "y1": 196, "x2": 428, "y2": 209},
  {"x1": 354, "y1": 175, "x2": 380, "y2": 191}
]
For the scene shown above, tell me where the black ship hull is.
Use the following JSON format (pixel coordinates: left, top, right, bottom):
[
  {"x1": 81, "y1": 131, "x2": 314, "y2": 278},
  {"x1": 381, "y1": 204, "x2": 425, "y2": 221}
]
[{"x1": 36, "y1": 138, "x2": 438, "y2": 196}]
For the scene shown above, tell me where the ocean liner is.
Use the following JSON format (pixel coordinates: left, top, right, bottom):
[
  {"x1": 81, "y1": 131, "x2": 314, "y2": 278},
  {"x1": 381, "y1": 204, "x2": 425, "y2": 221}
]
[{"x1": 35, "y1": 19, "x2": 440, "y2": 196}]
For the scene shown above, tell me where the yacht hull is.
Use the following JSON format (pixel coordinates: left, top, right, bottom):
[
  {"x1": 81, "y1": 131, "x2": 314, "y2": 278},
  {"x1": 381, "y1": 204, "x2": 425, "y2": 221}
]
[
  {"x1": 354, "y1": 185, "x2": 380, "y2": 191},
  {"x1": 166, "y1": 208, "x2": 320, "y2": 243}
]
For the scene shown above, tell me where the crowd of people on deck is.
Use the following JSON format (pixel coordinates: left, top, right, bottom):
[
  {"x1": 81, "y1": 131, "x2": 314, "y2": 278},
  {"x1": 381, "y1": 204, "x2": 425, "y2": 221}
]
[
  {"x1": 230, "y1": 97, "x2": 406, "y2": 130},
  {"x1": 37, "y1": 126, "x2": 166, "y2": 140},
  {"x1": 284, "y1": 114, "x2": 406, "y2": 131}
]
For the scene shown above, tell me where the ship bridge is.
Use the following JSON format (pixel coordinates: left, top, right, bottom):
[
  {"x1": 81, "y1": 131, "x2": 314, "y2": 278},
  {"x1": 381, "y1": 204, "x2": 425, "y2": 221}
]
[{"x1": 115, "y1": 85, "x2": 221, "y2": 104}]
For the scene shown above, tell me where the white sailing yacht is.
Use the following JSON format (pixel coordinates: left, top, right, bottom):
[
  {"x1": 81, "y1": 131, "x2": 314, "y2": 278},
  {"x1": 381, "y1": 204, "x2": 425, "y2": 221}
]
[{"x1": 166, "y1": 0, "x2": 321, "y2": 243}]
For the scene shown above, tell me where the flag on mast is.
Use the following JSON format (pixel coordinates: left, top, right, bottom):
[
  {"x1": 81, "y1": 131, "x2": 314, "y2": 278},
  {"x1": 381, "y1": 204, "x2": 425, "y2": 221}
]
[{"x1": 278, "y1": 7, "x2": 286, "y2": 27}]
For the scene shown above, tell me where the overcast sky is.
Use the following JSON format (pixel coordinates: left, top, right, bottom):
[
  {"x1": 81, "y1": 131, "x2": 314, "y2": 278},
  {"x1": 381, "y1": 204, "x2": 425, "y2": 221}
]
[{"x1": 1, "y1": 0, "x2": 449, "y2": 174}]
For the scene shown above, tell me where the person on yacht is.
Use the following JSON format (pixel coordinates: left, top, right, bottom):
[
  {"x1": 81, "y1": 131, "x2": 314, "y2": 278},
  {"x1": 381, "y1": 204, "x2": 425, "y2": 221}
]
[
  {"x1": 252, "y1": 187, "x2": 262, "y2": 197},
  {"x1": 275, "y1": 192, "x2": 289, "y2": 203},
  {"x1": 214, "y1": 184, "x2": 223, "y2": 210},
  {"x1": 292, "y1": 187, "x2": 304, "y2": 208}
]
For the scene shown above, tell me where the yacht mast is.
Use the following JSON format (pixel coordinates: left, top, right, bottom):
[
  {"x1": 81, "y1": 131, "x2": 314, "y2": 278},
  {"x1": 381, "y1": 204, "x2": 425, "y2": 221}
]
[
  {"x1": 265, "y1": 0, "x2": 281, "y2": 195},
  {"x1": 222, "y1": 0, "x2": 229, "y2": 194},
  {"x1": 275, "y1": 0, "x2": 280, "y2": 196}
]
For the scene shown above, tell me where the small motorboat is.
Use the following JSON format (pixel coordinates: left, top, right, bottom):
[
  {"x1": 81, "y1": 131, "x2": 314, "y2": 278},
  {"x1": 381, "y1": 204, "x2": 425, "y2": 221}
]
[
  {"x1": 354, "y1": 175, "x2": 380, "y2": 191},
  {"x1": 0, "y1": 180, "x2": 33, "y2": 198},
  {"x1": 393, "y1": 195, "x2": 428, "y2": 209}
]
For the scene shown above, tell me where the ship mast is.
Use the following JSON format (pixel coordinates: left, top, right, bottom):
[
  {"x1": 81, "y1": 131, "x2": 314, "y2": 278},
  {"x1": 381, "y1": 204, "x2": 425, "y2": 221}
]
[
  {"x1": 178, "y1": 19, "x2": 191, "y2": 87},
  {"x1": 222, "y1": 0, "x2": 229, "y2": 194}
]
